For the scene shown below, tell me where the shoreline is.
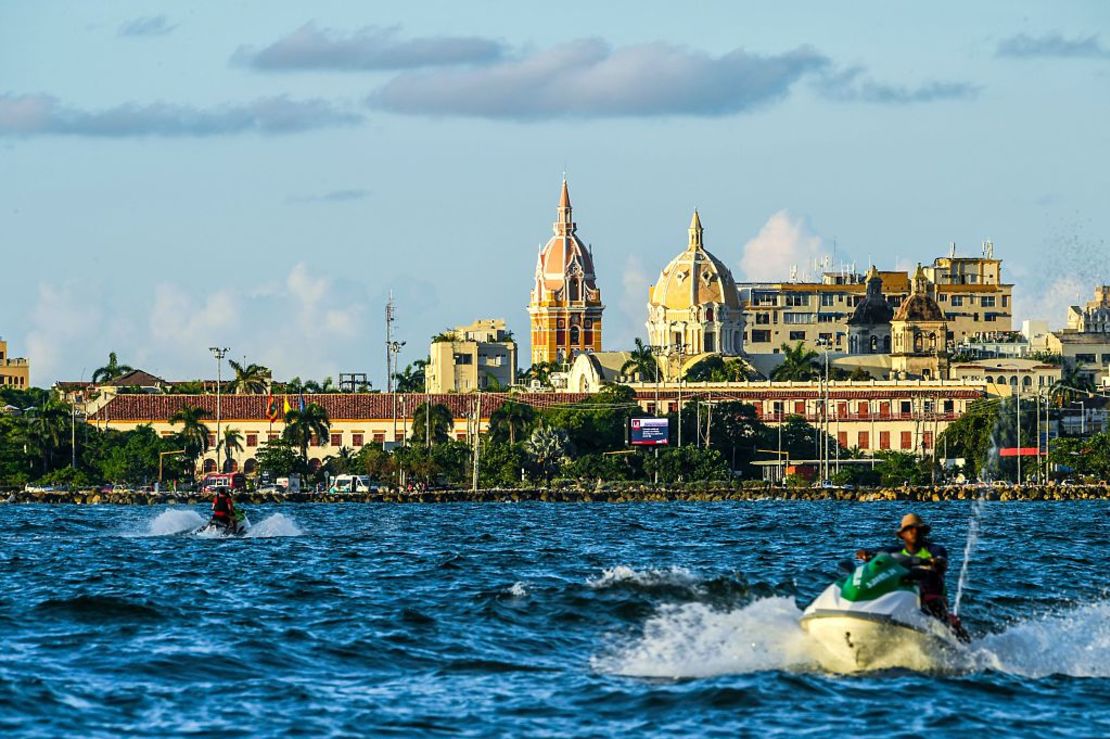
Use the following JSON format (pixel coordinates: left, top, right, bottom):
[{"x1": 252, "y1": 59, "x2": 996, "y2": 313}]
[{"x1": 3, "y1": 484, "x2": 1109, "y2": 505}]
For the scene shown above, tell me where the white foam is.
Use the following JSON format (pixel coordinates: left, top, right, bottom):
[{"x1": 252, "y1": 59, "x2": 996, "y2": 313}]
[
  {"x1": 244, "y1": 512, "x2": 304, "y2": 538},
  {"x1": 594, "y1": 597, "x2": 818, "y2": 678},
  {"x1": 507, "y1": 582, "x2": 528, "y2": 597},
  {"x1": 145, "y1": 509, "x2": 206, "y2": 536},
  {"x1": 587, "y1": 566, "x2": 700, "y2": 590},
  {"x1": 970, "y1": 601, "x2": 1110, "y2": 678}
]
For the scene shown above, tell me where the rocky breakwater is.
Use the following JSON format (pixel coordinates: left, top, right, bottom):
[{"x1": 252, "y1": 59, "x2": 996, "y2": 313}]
[{"x1": 4, "y1": 483, "x2": 1110, "y2": 505}]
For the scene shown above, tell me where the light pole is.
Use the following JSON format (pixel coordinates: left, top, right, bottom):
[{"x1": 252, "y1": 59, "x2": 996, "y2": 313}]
[
  {"x1": 815, "y1": 337, "x2": 831, "y2": 482},
  {"x1": 209, "y1": 346, "x2": 229, "y2": 473}
]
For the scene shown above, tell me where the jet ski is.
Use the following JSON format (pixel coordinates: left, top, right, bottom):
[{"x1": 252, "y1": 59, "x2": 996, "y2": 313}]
[
  {"x1": 800, "y1": 552, "x2": 969, "y2": 673},
  {"x1": 194, "y1": 511, "x2": 251, "y2": 538}
]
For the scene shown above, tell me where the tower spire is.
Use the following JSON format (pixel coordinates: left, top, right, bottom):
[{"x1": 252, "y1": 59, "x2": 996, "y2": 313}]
[
  {"x1": 554, "y1": 177, "x2": 575, "y2": 236},
  {"x1": 687, "y1": 209, "x2": 703, "y2": 250}
]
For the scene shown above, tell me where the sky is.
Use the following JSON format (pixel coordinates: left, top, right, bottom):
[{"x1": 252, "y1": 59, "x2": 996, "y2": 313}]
[{"x1": 2, "y1": 1, "x2": 1109, "y2": 387}]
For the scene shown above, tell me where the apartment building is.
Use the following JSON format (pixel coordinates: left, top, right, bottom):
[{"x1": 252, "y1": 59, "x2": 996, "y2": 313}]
[
  {"x1": 425, "y1": 319, "x2": 518, "y2": 393},
  {"x1": 0, "y1": 338, "x2": 30, "y2": 389}
]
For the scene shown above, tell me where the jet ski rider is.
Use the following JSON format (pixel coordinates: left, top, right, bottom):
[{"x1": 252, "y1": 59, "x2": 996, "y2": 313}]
[
  {"x1": 210, "y1": 486, "x2": 238, "y2": 530},
  {"x1": 856, "y1": 513, "x2": 951, "y2": 622}
]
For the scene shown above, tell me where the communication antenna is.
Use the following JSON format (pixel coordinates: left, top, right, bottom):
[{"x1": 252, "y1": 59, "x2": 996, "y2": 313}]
[
  {"x1": 385, "y1": 292, "x2": 405, "y2": 393},
  {"x1": 950, "y1": 241, "x2": 957, "y2": 259},
  {"x1": 790, "y1": 264, "x2": 798, "y2": 283}
]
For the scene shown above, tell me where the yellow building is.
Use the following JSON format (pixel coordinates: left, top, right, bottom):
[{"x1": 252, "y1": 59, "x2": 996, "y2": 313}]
[
  {"x1": 890, "y1": 265, "x2": 949, "y2": 380},
  {"x1": 646, "y1": 211, "x2": 743, "y2": 378},
  {"x1": 1048, "y1": 285, "x2": 1110, "y2": 384},
  {"x1": 949, "y1": 358, "x2": 1061, "y2": 397},
  {"x1": 739, "y1": 243, "x2": 1012, "y2": 354},
  {"x1": 426, "y1": 319, "x2": 517, "y2": 393},
  {"x1": 0, "y1": 338, "x2": 30, "y2": 389},
  {"x1": 528, "y1": 179, "x2": 604, "y2": 366}
]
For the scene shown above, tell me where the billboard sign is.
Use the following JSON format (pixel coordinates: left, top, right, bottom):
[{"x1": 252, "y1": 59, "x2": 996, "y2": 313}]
[{"x1": 630, "y1": 417, "x2": 670, "y2": 446}]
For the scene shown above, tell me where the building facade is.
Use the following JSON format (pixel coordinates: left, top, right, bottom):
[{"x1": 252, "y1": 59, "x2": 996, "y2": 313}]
[
  {"x1": 425, "y1": 319, "x2": 517, "y2": 393},
  {"x1": 949, "y1": 358, "x2": 1062, "y2": 397},
  {"x1": 527, "y1": 179, "x2": 604, "y2": 366},
  {"x1": 846, "y1": 266, "x2": 894, "y2": 355},
  {"x1": 0, "y1": 338, "x2": 30, "y2": 389},
  {"x1": 1049, "y1": 285, "x2": 1110, "y2": 384},
  {"x1": 646, "y1": 211, "x2": 743, "y2": 376},
  {"x1": 739, "y1": 244, "x2": 1012, "y2": 354},
  {"x1": 890, "y1": 265, "x2": 949, "y2": 379}
]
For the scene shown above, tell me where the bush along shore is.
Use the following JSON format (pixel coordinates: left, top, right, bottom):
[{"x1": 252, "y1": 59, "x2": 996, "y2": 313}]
[{"x1": 4, "y1": 483, "x2": 1110, "y2": 505}]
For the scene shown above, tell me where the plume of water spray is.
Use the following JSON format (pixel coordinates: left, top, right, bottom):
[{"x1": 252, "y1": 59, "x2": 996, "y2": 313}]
[{"x1": 954, "y1": 498, "x2": 985, "y2": 616}]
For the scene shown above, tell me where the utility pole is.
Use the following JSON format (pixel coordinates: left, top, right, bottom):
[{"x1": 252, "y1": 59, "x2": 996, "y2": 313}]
[
  {"x1": 1015, "y1": 390, "x2": 1021, "y2": 484},
  {"x1": 209, "y1": 346, "x2": 229, "y2": 473},
  {"x1": 385, "y1": 292, "x2": 405, "y2": 449}
]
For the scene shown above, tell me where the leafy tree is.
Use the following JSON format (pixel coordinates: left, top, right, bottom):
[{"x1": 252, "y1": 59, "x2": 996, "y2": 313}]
[
  {"x1": 227, "y1": 361, "x2": 270, "y2": 395},
  {"x1": 96, "y1": 425, "x2": 169, "y2": 484},
  {"x1": 683, "y1": 355, "x2": 754, "y2": 382},
  {"x1": 644, "y1": 446, "x2": 730, "y2": 483},
  {"x1": 92, "y1": 352, "x2": 133, "y2": 384},
  {"x1": 324, "y1": 446, "x2": 357, "y2": 476},
  {"x1": 540, "y1": 383, "x2": 638, "y2": 456},
  {"x1": 282, "y1": 403, "x2": 331, "y2": 462},
  {"x1": 355, "y1": 444, "x2": 393, "y2": 480},
  {"x1": 521, "y1": 361, "x2": 563, "y2": 389},
  {"x1": 479, "y1": 441, "x2": 532, "y2": 486},
  {"x1": 1051, "y1": 361, "x2": 1096, "y2": 406},
  {"x1": 763, "y1": 414, "x2": 836, "y2": 462},
  {"x1": 256, "y1": 438, "x2": 303, "y2": 478},
  {"x1": 936, "y1": 398, "x2": 1000, "y2": 480},
  {"x1": 488, "y1": 399, "x2": 536, "y2": 445},
  {"x1": 394, "y1": 441, "x2": 471, "y2": 485},
  {"x1": 620, "y1": 338, "x2": 659, "y2": 382},
  {"x1": 24, "y1": 398, "x2": 71, "y2": 474},
  {"x1": 169, "y1": 404, "x2": 210, "y2": 474},
  {"x1": 771, "y1": 342, "x2": 821, "y2": 381},
  {"x1": 222, "y1": 428, "x2": 244, "y2": 472},
  {"x1": 564, "y1": 451, "x2": 643, "y2": 483},
  {"x1": 525, "y1": 426, "x2": 570, "y2": 482},
  {"x1": 872, "y1": 451, "x2": 931, "y2": 486},
  {"x1": 411, "y1": 402, "x2": 454, "y2": 445},
  {"x1": 431, "y1": 330, "x2": 461, "y2": 343},
  {"x1": 393, "y1": 360, "x2": 428, "y2": 393},
  {"x1": 1049, "y1": 432, "x2": 1110, "y2": 479}
]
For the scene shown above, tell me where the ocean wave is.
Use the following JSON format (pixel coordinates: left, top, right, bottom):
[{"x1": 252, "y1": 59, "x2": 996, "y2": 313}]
[
  {"x1": 971, "y1": 600, "x2": 1110, "y2": 678},
  {"x1": 141, "y1": 509, "x2": 206, "y2": 537},
  {"x1": 244, "y1": 513, "x2": 304, "y2": 538},
  {"x1": 33, "y1": 594, "x2": 168, "y2": 623},
  {"x1": 587, "y1": 566, "x2": 701, "y2": 591}
]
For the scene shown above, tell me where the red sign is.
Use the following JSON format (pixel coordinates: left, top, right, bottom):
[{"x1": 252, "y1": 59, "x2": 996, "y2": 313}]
[{"x1": 999, "y1": 447, "x2": 1041, "y2": 457}]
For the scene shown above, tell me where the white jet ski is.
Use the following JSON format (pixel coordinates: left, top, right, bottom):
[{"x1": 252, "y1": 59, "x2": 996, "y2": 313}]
[
  {"x1": 800, "y1": 552, "x2": 968, "y2": 673},
  {"x1": 194, "y1": 512, "x2": 252, "y2": 538}
]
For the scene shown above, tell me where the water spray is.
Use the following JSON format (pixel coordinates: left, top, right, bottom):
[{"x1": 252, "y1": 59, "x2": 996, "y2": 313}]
[{"x1": 954, "y1": 497, "x2": 985, "y2": 616}]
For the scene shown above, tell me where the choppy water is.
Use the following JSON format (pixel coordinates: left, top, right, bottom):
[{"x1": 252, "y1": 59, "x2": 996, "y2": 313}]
[{"x1": 1, "y1": 502, "x2": 1108, "y2": 737}]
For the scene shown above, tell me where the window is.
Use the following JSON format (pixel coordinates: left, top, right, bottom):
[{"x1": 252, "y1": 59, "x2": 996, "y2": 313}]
[
  {"x1": 900, "y1": 400, "x2": 912, "y2": 415},
  {"x1": 1101, "y1": 354, "x2": 1110, "y2": 364},
  {"x1": 789, "y1": 330, "x2": 806, "y2": 341},
  {"x1": 981, "y1": 296, "x2": 995, "y2": 307},
  {"x1": 208, "y1": 433, "x2": 216, "y2": 448},
  {"x1": 246, "y1": 433, "x2": 258, "y2": 448},
  {"x1": 951, "y1": 295, "x2": 963, "y2": 307},
  {"x1": 751, "y1": 330, "x2": 771, "y2": 343},
  {"x1": 310, "y1": 434, "x2": 320, "y2": 447},
  {"x1": 373, "y1": 432, "x2": 385, "y2": 443},
  {"x1": 879, "y1": 431, "x2": 891, "y2": 450},
  {"x1": 330, "y1": 433, "x2": 342, "y2": 447},
  {"x1": 924, "y1": 431, "x2": 934, "y2": 449},
  {"x1": 785, "y1": 294, "x2": 808, "y2": 307},
  {"x1": 352, "y1": 433, "x2": 364, "y2": 447},
  {"x1": 1077, "y1": 353, "x2": 1096, "y2": 364},
  {"x1": 756, "y1": 313, "x2": 770, "y2": 325},
  {"x1": 818, "y1": 313, "x2": 838, "y2": 323},
  {"x1": 783, "y1": 313, "x2": 813, "y2": 324},
  {"x1": 837, "y1": 431, "x2": 848, "y2": 449},
  {"x1": 900, "y1": 431, "x2": 913, "y2": 450},
  {"x1": 704, "y1": 331, "x2": 715, "y2": 352},
  {"x1": 944, "y1": 400, "x2": 954, "y2": 414},
  {"x1": 268, "y1": 432, "x2": 279, "y2": 441},
  {"x1": 794, "y1": 401, "x2": 805, "y2": 414},
  {"x1": 819, "y1": 332, "x2": 833, "y2": 343},
  {"x1": 858, "y1": 431, "x2": 870, "y2": 449},
  {"x1": 454, "y1": 353, "x2": 473, "y2": 365},
  {"x1": 821, "y1": 294, "x2": 835, "y2": 307}
]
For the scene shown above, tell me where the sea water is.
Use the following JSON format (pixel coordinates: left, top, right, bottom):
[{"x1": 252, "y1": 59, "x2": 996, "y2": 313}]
[{"x1": 1, "y1": 502, "x2": 1107, "y2": 736}]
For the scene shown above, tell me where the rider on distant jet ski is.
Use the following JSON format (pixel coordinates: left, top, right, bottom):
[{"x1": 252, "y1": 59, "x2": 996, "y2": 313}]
[{"x1": 856, "y1": 513, "x2": 957, "y2": 627}]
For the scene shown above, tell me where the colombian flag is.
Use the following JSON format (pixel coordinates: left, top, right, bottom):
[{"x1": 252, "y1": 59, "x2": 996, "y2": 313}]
[
  {"x1": 283, "y1": 396, "x2": 291, "y2": 416},
  {"x1": 265, "y1": 393, "x2": 281, "y2": 423}
]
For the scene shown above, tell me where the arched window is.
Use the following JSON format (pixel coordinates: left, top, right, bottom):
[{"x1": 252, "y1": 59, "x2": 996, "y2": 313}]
[
  {"x1": 929, "y1": 333, "x2": 937, "y2": 350},
  {"x1": 1023, "y1": 375, "x2": 1032, "y2": 388},
  {"x1": 568, "y1": 279, "x2": 580, "y2": 301},
  {"x1": 913, "y1": 332, "x2": 923, "y2": 353},
  {"x1": 243, "y1": 458, "x2": 258, "y2": 474},
  {"x1": 570, "y1": 325, "x2": 581, "y2": 346},
  {"x1": 705, "y1": 306, "x2": 714, "y2": 322},
  {"x1": 869, "y1": 335, "x2": 878, "y2": 353},
  {"x1": 883, "y1": 335, "x2": 891, "y2": 352},
  {"x1": 704, "y1": 330, "x2": 715, "y2": 352},
  {"x1": 1009, "y1": 376, "x2": 1018, "y2": 386},
  {"x1": 203, "y1": 459, "x2": 217, "y2": 473}
]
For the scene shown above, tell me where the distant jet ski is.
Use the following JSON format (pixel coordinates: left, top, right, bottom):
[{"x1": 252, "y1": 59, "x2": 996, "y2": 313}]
[
  {"x1": 195, "y1": 511, "x2": 251, "y2": 538},
  {"x1": 800, "y1": 552, "x2": 969, "y2": 673}
]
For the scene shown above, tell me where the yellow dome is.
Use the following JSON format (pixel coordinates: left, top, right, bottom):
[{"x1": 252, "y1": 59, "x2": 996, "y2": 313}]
[{"x1": 649, "y1": 211, "x2": 740, "y2": 311}]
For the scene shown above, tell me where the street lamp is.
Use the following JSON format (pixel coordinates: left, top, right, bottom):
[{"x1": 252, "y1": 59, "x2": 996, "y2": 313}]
[
  {"x1": 815, "y1": 337, "x2": 832, "y2": 482},
  {"x1": 209, "y1": 346, "x2": 229, "y2": 473}
]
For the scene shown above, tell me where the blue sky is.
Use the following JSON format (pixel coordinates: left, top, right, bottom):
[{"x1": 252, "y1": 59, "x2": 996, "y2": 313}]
[{"x1": 2, "y1": 1, "x2": 1108, "y2": 386}]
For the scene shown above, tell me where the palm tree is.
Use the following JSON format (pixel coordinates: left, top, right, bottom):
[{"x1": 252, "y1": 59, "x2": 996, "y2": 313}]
[
  {"x1": 281, "y1": 376, "x2": 305, "y2": 394},
  {"x1": 522, "y1": 361, "x2": 562, "y2": 388},
  {"x1": 227, "y1": 361, "x2": 270, "y2": 395},
  {"x1": 771, "y1": 342, "x2": 821, "y2": 381},
  {"x1": 488, "y1": 399, "x2": 536, "y2": 444},
  {"x1": 525, "y1": 426, "x2": 569, "y2": 483},
  {"x1": 621, "y1": 338, "x2": 659, "y2": 382},
  {"x1": 222, "y1": 428, "x2": 244, "y2": 472},
  {"x1": 393, "y1": 360, "x2": 428, "y2": 393},
  {"x1": 24, "y1": 398, "x2": 70, "y2": 473},
  {"x1": 283, "y1": 403, "x2": 331, "y2": 462},
  {"x1": 1051, "y1": 361, "x2": 1096, "y2": 407},
  {"x1": 169, "y1": 404, "x2": 211, "y2": 473},
  {"x1": 411, "y1": 402, "x2": 454, "y2": 445},
  {"x1": 92, "y1": 352, "x2": 133, "y2": 384}
]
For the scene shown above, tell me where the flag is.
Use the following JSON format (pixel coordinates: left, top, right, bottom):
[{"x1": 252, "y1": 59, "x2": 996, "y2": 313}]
[
  {"x1": 283, "y1": 396, "x2": 291, "y2": 415},
  {"x1": 298, "y1": 394, "x2": 306, "y2": 412},
  {"x1": 265, "y1": 393, "x2": 281, "y2": 423}
]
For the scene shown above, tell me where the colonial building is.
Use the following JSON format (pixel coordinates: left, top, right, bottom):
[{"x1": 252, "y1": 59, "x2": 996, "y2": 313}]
[
  {"x1": 1049, "y1": 285, "x2": 1110, "y2": 384},
  {"x1": 646, "y1": 211, "x2": 743, "y2": 378},
  {"x1": 846, "y1": 266, "x2": 893, "y2": 355},
  {"x1": 425, "y1": 319, "x2": 517, "y2": 393},
  {"x1": 949, "y1": 358, "x2": 1061, "y2": 397},
  {"x1": 890, "y1": 265, "x2": 949, "y2": 380},
  {"x1": 739, "y1": 243, "x2": 1013, "y2": 354},
  {"x1": 527, "y1": 179, "x2": 604, "y2": 366},
  {"x1": 0, "y1": 338, "x2": 30, "y2": 389}
]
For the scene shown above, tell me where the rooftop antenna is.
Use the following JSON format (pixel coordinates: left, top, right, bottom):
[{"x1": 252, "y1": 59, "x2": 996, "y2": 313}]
[{"x1": 950, "y1": 241, "x2": 957, "y2": 259}]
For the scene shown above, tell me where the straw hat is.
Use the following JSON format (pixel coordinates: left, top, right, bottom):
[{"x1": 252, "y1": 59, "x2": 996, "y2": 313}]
[{"x1": 896, "y1": 513, "x2": 930, "y2": 535}]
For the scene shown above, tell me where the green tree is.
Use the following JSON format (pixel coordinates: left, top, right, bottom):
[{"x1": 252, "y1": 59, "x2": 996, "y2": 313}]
[
  {"x1": 355, "y1": 444, "x2": 393, "y2": 480},
  {"x1": 488, "y1": 399, "x2": 536, "y2": 445},
  {"x1": 620, "y1": 338, "x2": 659, "y2": 382},
  {"x1": 96, "y1": 425, "x2": 168, "y2": 484},
  {"x1": 24, "y1": 398, "x2": 71, "y2": 474},
  {"x1": 282, "y1": 403, "x2": 331, "y2": 462},
  {"x1": 936, "y1": 398, "x2": 1000, "y2": 480},
  {"x1": 92, "y1": 352, "x2": 133, "y2": 384},
  {"x1": 525, "y1": 426, "x2": 570, "y2": 482},
  {"x1": 479, "y1": 441, "x2": 532, "y2": 487},
  {"x1": 873, "y1": 451, "x2": 931, "y2": 486},
  {"x1": 169, "y1": 404, "x2": 210, "y2": 474},
  {"x1": 1049, "y1": 432, "x2": 1110, "y2": 479},
  {"x1": 222, "y1": 428, "x2": 244, "y2": 472},
  {"x1": 227, "y1": 361, "x2": 270, "y2": 395},
  {"x1": 256, "y1": 438, "x2": 303, "y2": 478},
  {"x1": 771, "y1": 342, "x2": 821, "y2": 381},
  {"x1": 521, "y1": 361, "x2": 562, "y2": 389},
  {"x1": 393, "y1": 360, "x2": 429, "y2": 393},
  {"x1": 644, "y1": 446, "x2": 730, "y2": 483},
  {"x1": 411, "y1": 402, "x2": 454, "y2": 445},
  {"x1": 683, "y1": 355, "x2": 754, "y2": 382},
  {"x1": 1051, "y1": 361, "x2": 1096, "y2": 406},
  {"x1": 764, "y1": 414, "x2": 836, "y2": 461},
  {"x1": 540, "y1": 383, "x2": 638, "y2": 456}
]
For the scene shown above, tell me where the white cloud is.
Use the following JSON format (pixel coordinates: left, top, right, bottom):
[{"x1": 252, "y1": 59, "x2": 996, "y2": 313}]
[
  {"x1": 739, "y1": 210, "x2": 828, "y2": 282},
  {"x1": 612, "y1": 253, "x2": 652, "y2": 347},
  {"x1": 25, "y1": 283, "x2": 104, "y2": 384}
]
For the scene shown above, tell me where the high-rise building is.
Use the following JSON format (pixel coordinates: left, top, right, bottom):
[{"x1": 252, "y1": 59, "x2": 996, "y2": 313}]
[
  {"x1": 646, "y1": 211, "x2": 743, "y2": 376},
  {"x1": 425, "y1": 319, "x2": 517, "y2": 393},
  {"x1": 527, "y1": 179, "x2": 604, "y2": 366}
]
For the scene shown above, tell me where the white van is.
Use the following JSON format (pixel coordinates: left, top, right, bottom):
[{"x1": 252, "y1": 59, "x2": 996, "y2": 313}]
[{"x1": 329, "y1": 474, "x2": 378, "y2": 494}]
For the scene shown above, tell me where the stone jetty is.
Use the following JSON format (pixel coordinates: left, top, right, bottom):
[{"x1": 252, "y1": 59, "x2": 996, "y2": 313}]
[{"x1": 4, "y1": 483, "x2": 1109, "y2": 505}]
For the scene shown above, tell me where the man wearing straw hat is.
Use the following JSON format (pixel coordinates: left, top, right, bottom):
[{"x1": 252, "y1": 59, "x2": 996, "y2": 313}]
[{"x1": 857, "y1": 513, "x2": 951, "y2": 621}]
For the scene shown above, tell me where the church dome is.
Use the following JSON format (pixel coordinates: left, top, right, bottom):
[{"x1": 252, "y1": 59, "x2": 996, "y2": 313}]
[
  {"x1": 894, "y1": 264, "x2": 945, "y2": 322},
  {"x1": 649, "y1": 211, "x2": 740, "y2": 311},
  {"x1": 532, "y1": 179, "x2": 600, "y2": 302},
  {"x1": 848, "y1": 265, "x2": 894, "y2": 326}
]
